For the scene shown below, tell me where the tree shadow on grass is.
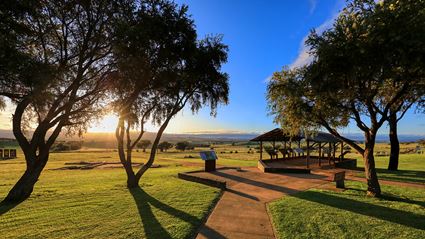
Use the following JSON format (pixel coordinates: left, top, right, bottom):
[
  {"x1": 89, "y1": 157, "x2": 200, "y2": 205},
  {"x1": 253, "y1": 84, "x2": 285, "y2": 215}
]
[
  {"x1": 353, "y1": 167, "x2": 425, "y2": 184},
  {"x1": 129, "y1": 186, "x2": 224, "y2": 239},
  {"x1": 0, "y1": 201, "x2": 20, "y2": 216},
  {"x1": 293, "y1": 190, "x2": 425, "y2": 230}
]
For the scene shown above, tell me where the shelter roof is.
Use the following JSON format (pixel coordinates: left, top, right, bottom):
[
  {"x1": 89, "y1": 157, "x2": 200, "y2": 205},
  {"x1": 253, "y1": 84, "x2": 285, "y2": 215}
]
[
  {"x1": 250, "y1": 128, "x2": 302, "y2": 142},
  {"x1": 250, "y1": 128, "x2": 342, "y2": 143}
]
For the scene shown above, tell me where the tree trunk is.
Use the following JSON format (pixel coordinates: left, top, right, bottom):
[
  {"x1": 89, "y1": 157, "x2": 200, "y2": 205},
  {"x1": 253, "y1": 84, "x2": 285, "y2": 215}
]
[
  {"x1": 136, "y1": 117, "x2": 171, "y2": 179},
  {"x1": 126, "y1": 168, "x2": 139, "y2": 188},
  {"x1": 388, "y1": 114, "x2": 399, "y2": 171},
  {"x1": 4, "y1": 157, "x2": 47, "y2": 203},
  {"x1": 363, "y1": 132, "x2": 381, "y2": 197},
  {"x1": 115, "y1": 118, "x2": 140, "y2": 189}
]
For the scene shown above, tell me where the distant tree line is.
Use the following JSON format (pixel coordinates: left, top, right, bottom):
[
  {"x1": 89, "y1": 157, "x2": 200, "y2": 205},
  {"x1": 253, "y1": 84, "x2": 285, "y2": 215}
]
[{"x1": 52, "y1": 141, "x2": 83, "y2": 152}]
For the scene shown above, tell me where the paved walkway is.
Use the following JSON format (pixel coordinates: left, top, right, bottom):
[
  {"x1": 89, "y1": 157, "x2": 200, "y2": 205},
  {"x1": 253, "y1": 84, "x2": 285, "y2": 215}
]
[{"x1": 193, "y1": 167, "x2": 330, "y2": 239}]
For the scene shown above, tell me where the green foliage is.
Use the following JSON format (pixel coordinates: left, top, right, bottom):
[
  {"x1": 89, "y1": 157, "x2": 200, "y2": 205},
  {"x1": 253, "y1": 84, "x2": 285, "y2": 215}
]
[
  {"x1": 136, "y1": 140, "x2": 151, "y2": 151},
  {"x1": 157, "y1": 141, "x2": 173, "y2": 152},
  {"x1": 175, "y1": 141, "x2": 191, "y2": 151},
  {"x1": 268, "y1": 0, "x2": 425, "y2": 148},
  {"x1": 52, "y1": 141, "x2": 83, "y2": 152},
  {"x1": 111, "y1": 0, "x2": 229, "y2": 183}
]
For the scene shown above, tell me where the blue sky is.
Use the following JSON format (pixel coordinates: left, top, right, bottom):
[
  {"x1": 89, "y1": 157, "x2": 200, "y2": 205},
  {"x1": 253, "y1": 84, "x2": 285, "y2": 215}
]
[
  {"x1": 1, "y1": 0, "x2": 424, "y2": 136},
  {"x1": 164, "y1": 0, "x2": 345, "y2": 133},
  {"x1": 167, "y1": 0, "x2": 425, "y2": 135}
]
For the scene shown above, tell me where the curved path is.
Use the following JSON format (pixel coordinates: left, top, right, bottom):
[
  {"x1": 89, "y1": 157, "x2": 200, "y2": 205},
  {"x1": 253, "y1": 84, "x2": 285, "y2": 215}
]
[{"x1": 192, "y1": 168, "x2": 330, "y2": 239}]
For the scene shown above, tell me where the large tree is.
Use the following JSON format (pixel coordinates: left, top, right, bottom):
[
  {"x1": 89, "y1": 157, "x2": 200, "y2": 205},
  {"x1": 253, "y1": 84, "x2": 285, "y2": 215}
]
[
  {"x1": 268, "y1": 0, "x2": 425, "y2": 197},
  {"x1": 377, "y1": 0, "x2": 425, "y2": 171},
  {"x1": 112, "y1": 0, "x2": 229, "y2": 188},
  {"x1": 0, "y1": 0, "x2": 123, "y2": 202}
]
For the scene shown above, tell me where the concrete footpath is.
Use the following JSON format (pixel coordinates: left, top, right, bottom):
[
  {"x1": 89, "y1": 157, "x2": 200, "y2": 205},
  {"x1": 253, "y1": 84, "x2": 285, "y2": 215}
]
[{"x1": 193, "y1": 168, "x2": 330, "y2": 239}]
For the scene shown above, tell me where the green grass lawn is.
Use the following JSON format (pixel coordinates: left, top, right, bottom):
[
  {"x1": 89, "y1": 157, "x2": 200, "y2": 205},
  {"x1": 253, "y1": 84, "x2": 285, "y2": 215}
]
[
  {"x1": 0, "y1": 144, "x2": 423, "y2": 238},
  {"x1": 0, "y1": 152, "x2": 222, "y2": 239},
  {"x1": 268, "y1": 181, "x2": 425, "y2": 239},
  {"x1": 355, "y1": 154, "x2": 425, "y2": 184}
]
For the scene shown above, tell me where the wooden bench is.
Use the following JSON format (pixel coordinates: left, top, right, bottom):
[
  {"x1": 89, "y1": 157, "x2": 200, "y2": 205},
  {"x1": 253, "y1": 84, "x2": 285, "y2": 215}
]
[
  {"x1": 265, "y1": 148, "x2": 278, "y2": 160},
  {"x1": 329, "y1": 171, "x2": 345, "y2": 188}
]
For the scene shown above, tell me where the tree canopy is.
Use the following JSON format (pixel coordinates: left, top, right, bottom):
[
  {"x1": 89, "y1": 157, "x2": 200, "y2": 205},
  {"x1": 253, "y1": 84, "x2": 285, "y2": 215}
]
[
  {"x1": 112, "y1": 0, "x2": 229, "y2": 188},
  {"x1": 0, "y1": 0, "x2": 125, "y2": 202},
  {"x1": 267, "y1": 0, "x2": 425, "y2": 197}
]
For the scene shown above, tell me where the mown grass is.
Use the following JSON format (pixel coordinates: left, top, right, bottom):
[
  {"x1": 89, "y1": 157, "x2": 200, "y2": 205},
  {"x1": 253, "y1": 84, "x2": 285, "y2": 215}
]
[
  {"x1": 268, "y1": 181, "x2": 425, "y2": 239},
  {"x1": 355, "y1": 154, "x2": 425, "y2": 184},
  {"x1": 0, "y1": 143, "x2": 423, "y2": 238},
  {"x1": 0, "y1": 151, "x2": 222, "y2": 239}
]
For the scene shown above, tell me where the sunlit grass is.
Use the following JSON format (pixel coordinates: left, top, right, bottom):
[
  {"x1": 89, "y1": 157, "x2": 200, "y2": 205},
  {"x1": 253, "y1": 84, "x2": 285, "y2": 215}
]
[
  {"x1": 269, "y1": 181, "x2": 425, "y2": 239},
  {"x1": 0, "y1": 152, "x2": 221, "y2": 239}
]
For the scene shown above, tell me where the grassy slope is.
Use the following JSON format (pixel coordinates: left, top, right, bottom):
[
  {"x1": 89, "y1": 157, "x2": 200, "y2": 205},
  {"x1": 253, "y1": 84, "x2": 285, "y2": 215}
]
[
  {"x1": 0, "y1": 152, "x2": 222, "y2": 239},
  {"x1": 269, "y1": 181, "x2": 425, "y2": 239}
]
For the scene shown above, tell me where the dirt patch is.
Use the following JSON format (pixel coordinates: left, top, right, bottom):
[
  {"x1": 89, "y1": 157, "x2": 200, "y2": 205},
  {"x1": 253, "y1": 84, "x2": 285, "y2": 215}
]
[{"x1": 51, "y1": 161, "x2": 161, "y2": 170}]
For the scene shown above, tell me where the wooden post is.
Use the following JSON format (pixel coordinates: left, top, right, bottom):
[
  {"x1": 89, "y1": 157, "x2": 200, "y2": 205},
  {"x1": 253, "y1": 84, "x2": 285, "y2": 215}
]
[
  {"x1": 289, "y1": 141, "x2": 292, "y2": 158},
  {"x1": 333, "y1": 143, "x2": 336, "y2": 162},
  {"x1": 205, "y1": 160, "x2": 216, "y2": 172},
  {"x1": 340, "y1": 142, "x2": 344, "y2": 160},
  {"x1": 328, "y1": 143, "x2": 331, "y2": 165},
  {"x1": 297, "y1": 141, "x2": 301, "y2": 157},
  {"x1": 318, "y1": 142, "x2": 322, "y2": 166},
  {"x1": 272, "y1": 141, "x2": 276, "y2": 159},
  {"x1": 306, "y1": 140, "x2": 310, "y2": 168},
  {"x1": 260, "y1": 141, "x2": 263, "y2": 161},
  {"x1": 283, "y1": 141, "x2": 286, "y2": 159}
]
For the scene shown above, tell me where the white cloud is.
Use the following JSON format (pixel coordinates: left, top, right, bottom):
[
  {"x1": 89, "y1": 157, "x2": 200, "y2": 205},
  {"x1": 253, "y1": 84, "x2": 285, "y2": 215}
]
[{"x1": 290, "y1": 1, "x2": 344, "y2": 69}]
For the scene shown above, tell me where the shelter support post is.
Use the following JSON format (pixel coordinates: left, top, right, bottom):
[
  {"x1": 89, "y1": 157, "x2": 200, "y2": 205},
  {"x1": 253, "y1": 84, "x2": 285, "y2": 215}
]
[
  {"x1": 318, "y1": 142, "x2": 322, "y2": 166},
  {"x1": 260, "y1": 141, "x2": 263, "y2": 161},
  {"x1": 306, "y1": 140, "x2": 310, "y2": 168},
  {"x1": 297, "y1": 141, "x2": 301, "y2": 157},
  {"x1": 328, "y1": 143, "x2": 331, "y2": 165}
]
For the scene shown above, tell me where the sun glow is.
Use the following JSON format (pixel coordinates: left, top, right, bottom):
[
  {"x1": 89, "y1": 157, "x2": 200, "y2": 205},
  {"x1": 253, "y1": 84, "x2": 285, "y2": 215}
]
[{"x1": 88, "y1": 114, "x2": 119, "y2": 133}]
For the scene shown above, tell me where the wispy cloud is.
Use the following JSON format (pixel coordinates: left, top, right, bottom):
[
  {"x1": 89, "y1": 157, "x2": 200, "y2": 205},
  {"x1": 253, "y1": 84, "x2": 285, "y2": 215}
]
[
  {"x1": 290, "y1": 1, "x2": 344, "y2": 69},
  {"x1": 309, "y1": 0, "x2": 317, "y2": 14}
]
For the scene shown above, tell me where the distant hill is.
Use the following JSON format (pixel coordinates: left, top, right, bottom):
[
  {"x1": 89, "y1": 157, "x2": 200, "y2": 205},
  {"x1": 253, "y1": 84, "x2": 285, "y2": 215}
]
[{"x1": 0, "y1": 129, "x2": 424, "y2": 148}]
